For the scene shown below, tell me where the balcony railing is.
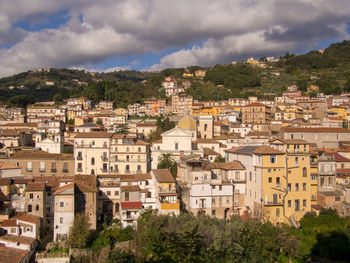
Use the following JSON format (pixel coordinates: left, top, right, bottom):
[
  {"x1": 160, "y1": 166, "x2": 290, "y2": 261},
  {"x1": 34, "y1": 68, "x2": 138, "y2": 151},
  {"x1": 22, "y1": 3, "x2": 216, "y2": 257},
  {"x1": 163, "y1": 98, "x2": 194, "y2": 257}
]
[
  {"x1": 26, "y1": 168, "x2": 32, "y2": 172},
  {"x1": 124, "y1": 170, "x2": 130, "y2": 174},
  {"x1": 101, "y1": 168, "x2": 108, "y2": 173},
  {"x1": 39, "y1": 169, "x2": 45, "y2": 172},
  {"x1": 101, "y1": 156, "x2": 108, "y2": 162},
  {"x1": 77, "y1": 156, "x2": 83, "y2": 160},
  {"x1": 51, "y1": 169, "x2": 57, "y2": 173},
  {"x1": 62, "y1": 169, "x2": 69, "y2": 173},
  {"x1": 77, "y1": 168, "x2": 82, "y2": 172}
]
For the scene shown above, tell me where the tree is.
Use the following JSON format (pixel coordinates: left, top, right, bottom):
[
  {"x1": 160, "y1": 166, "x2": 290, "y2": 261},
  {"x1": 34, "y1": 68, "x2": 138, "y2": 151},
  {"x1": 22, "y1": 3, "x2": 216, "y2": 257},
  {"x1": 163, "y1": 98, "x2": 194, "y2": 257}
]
[
  {"x1": 147, "y1": 128, "x2": 162, "y2": 143},
  {"x1": 53, "y1": 93, "x2": 63, "y2": 103},
  {"x1": 157, "y1": 153, "x2": 177, "y2": 178},
  {"x1": 8, "y1": 94, "x2": 33, "y2": 108},
  {"x1": 115, "y1": 123, "x2": 129, "y2": 135},
  {"x1": 68, "y1": 213, "x2": 92, "y2": 248}
]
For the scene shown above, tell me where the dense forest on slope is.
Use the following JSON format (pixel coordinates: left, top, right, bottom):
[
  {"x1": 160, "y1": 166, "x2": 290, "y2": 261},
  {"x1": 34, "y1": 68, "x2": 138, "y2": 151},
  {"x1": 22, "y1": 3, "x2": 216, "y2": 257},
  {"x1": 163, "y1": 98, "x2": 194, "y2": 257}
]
[{"x1": 2, "y1": 40, "x2": 350, "y2": 108}]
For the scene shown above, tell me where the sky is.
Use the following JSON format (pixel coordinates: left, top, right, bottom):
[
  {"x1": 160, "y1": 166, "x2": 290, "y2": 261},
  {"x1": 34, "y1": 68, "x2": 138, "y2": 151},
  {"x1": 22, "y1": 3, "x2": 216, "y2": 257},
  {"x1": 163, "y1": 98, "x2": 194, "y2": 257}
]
[{"x1": 0, "y1": 0, "x2": 350, "y2": 77}]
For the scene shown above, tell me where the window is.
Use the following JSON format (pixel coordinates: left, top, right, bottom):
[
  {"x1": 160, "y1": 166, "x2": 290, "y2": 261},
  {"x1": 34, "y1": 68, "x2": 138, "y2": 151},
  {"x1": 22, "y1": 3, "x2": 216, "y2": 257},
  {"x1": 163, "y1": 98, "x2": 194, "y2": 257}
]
[
  {"x1": 60, "y1": 217, "x2": 63, "y2": 224},
  {"x1": 303, "y1": 199, "x2": 307, "y2": 207},
  {"x1": 175, "y1": 143, "x2": 178, "y2": 150},
  {"x1": 138, "y1": 147, "x2": 141, "y2": 152},
  {"x1": 137, "y1": 165, "x2": 141, "y2": 171},
  {"x1": 107, "y1": 191, "x2": 111, "y2": 196},
  {"x1": 295, "y1": 199, "x2": 300, "y2": 211},
  {"x1": 63, "y1": 162, "x2": 68, "y2": 172},
  {"x1": 36, "y1": 204, "x2": 39, "y2": 211},
  {"x1": 288, "y1": 184, "x2": 291, "y2": 191},
  {"x1": 115, "y1": 191, "x2": 119, "y2": 196},
  {"x1": 91, "y1": 157, "x2": 95, "y2": 165},
  {"x1": 91, "y1": 169, "x2": 95, "y2": 175},
  {"x1": 303, "y1": 167, "x2": 307, "y2": 177},
  {"x1": 27, "y1": 161, "x2": 32, "y2": 172},
  {"x1": 126, "y1": 147, "x2": 130, "y2": 152},
  {"x1": 320, "y1": 177, "x2": 325, "y2": 186},
  {"x1": 295, "y1": 157, "x2": 299, "y2": 165},
  {"x1": 270, "y1": 155, "x2": 276, "y2": 163},
  {"x1": 276, "y1": 177, "x2": 280, "y2": 184},
  {"x1": 147, "y1": 192, "x2": 152, "y2": 198},
  {"x1": 249, "y1": 172, "x2": 252, "y2": 181},
  {"x1": 40, "y1": 162, "x2": 45, "y2": 172},
  {"x1": 276, "y1": 208, "x2": 280, "y2": 217},
  {"x1": 28, "y1": 205, "x2": 32, "y2": 212},
  {"x1": 212, "y1": 198, "x2": 216, "y2": 204},
  {"x1": 30, "y1": 193, "x2": 33, "y2": 199},
  {"x1": 212, "y1": 209, "x2": 216, "y2": 216},
  {"x1": 60, "y1": 202, "x2": 64, "y2": 207},
  {"x1": 288, "y1": 200, "x2": 291, "y2": 207},
  {"x1": 212, "y1": 185, "x2": 215, "y2": 189},
  {"x1": 204, "y1": 124, "x2": 208, "y2": 131},
  {"x1": 219, "y1": 185, "x2": 222, "y2": 191},
  {"x1": 335, "y1": 196, "x2": 341, "y2": 201},
  {"x1": 268, "y1": 177, "x2": 272, "y2": 183},
  {"x1": 295, "y1": 183, "x2": 299, "y2": 191},
  {"x1": 303, "y1": 183, "x2": 306, "y2": 191}
]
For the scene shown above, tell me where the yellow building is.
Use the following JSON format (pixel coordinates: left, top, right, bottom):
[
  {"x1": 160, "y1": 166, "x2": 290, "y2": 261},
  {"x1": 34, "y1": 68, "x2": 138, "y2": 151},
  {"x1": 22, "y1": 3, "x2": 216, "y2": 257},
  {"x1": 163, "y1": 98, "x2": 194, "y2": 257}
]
[
  {"x1": 226, "y1": 141, "x2": 313, "y2": 224},
  {"x1": 270, "y1": 139, "x2": 312, "y2": 221},
  {"x1": 182, "y1": 72, "x2": 194, "y2": 78},
  {"x1": 328, "y1": 106, "x2": 347, "y2": 120},
  {"x1": 150, "y1": 169, "x2": 180, "y2": 215}
]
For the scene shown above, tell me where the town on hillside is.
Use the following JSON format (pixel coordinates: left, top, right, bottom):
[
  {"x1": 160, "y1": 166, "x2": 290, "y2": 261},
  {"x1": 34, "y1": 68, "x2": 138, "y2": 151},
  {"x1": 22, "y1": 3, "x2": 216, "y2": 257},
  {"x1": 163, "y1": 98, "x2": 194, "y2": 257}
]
[{"x1": 1, "y1": 68, "x2": 350, "y2": 261}]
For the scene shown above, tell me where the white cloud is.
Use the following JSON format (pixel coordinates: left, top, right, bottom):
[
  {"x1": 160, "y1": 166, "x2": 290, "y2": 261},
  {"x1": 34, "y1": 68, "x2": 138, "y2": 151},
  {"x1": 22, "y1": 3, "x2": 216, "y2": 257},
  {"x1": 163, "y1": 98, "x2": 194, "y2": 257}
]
[{"x1": 0, "y1": 0, "x2": 350, "y2": 76}]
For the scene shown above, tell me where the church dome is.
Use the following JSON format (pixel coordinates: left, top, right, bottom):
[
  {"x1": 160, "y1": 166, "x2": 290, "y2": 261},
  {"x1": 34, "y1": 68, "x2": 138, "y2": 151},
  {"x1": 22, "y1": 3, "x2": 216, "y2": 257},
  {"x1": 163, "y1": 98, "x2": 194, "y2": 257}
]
[{"x1": 177, "y1": 116, "x2": 196, "y2": 131}]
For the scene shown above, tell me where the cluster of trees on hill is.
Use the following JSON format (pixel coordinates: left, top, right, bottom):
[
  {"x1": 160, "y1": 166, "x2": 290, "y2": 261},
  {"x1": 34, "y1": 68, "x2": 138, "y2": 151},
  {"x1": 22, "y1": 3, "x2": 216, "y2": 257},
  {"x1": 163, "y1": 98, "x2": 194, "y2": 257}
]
[
  {"x1": 3, "y1": 40, "x2": 350, "y2": 108},
  {"x1": 67, "y1": 209, "x2": 350, "y2": 263}
]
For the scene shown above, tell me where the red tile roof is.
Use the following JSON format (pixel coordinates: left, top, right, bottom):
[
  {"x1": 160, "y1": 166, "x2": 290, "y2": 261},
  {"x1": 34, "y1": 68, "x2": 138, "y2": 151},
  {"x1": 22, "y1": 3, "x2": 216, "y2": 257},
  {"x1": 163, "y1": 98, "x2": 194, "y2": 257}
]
[
  {"x1": 74, "y1": 132, "x2": 113, "y2": 138},
  {"x1": 0, "y1": 162, "x2": 19, "y2": 170},
  {"x1": 210, "y1": 161, "x2": 245, "y2": 170},
  {"x1": 283, "y1": 127, "x2": 350, "y2": 133},
  {"x1": 26, "y1": 182, "x2": 45, "y2": 192},
  {"x1": 325, "y1": 153, "x2": 350, "y2": 162},
  {"x1": 152, "y1": 169, "x2": 175, "y2": 183},
  {"x1": 15, "y1": 213, "x2": 40, "y2": 224},
  {"x1": 1, "y1": 219, "x2": 18, "y2": 227},
  {"x1": 120, "y1": 201, "x2": 143, "y2": 209}
]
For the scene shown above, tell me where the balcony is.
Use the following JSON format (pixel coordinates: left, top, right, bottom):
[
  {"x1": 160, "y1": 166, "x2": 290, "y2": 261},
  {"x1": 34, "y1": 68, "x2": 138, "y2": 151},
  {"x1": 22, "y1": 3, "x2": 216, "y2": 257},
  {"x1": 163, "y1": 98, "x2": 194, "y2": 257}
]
[
  {"x1": 124, "y1": 170, "x2": 130, "y2": 174},
  {"x1": 26, "y1": 168, "x2": 32, "y2": 172},
  {"x1": 101, "y1": 156, "x2": 108, "y2": 162},
  {"x1": 265, "y1": 202, "x2": 283, "y2": 206},
  {"x1": 62, "y1": 169, "x2": 69, "y2": 173},
  {"x1": 101, "y1": 168, "x2": 108, "y2": 173},
  {"x1": 39, "y1": 169, "x2": 45, "y2": 172},
  {"x1": 51, "y1": 169, "x2": 57, "y2": 173},
  {"x1": 161, "y1": 202, "x2": 180, "y2": 210},
  {"x1": 77, "y1": 156, "x2": 83, "y2": 160},
  {"x1": 77, "y1": 168, "x2": 83, "y2": 172}
]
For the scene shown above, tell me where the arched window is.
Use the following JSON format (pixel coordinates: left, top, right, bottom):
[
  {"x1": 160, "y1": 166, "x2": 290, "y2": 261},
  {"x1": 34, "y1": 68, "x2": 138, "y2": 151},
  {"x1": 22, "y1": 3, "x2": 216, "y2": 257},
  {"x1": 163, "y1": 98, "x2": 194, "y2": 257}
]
[
  {"x1": 91, "y1": 169, "x2": 95, "y2": 175},
  {"x1": 28, "y1": 205, "x2": 32, "y2": 212},
  {"x1": 303, "y1": 167, "x2": 307, "y2": 177},
  {"x1": 91, "y1": 157, "x2": 95, "y2": 165},
  {"x1": 36, "y1": 204, "x2": 39, "y2": 211},
  {"x1": 204, "y1": 124, "x2": 208, "y2": 131},
  {"x1": 175, "y1": 143, "x2": 178, "y2": 150}
]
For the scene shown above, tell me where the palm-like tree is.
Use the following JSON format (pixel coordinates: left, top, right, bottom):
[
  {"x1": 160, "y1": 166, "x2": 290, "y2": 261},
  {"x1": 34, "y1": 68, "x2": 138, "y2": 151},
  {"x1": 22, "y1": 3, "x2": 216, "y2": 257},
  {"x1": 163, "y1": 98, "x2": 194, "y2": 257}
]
[{"x1": 157, "y1": 153, "x2": 177, "y2": 178}]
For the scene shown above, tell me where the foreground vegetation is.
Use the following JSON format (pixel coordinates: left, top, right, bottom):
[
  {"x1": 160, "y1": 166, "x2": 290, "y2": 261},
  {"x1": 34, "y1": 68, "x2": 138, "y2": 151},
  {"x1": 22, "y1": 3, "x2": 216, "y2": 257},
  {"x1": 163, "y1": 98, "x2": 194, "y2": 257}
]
[{"x1": 65, "y1": 209, "x2": 350, "y2": 263}]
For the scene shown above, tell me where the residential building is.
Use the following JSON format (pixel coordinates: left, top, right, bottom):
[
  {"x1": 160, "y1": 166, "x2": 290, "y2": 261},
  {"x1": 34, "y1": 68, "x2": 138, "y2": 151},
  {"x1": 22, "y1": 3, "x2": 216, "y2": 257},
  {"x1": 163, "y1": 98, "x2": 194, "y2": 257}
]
[{"x1": 242, "y1": 103, "x2": 272, "y2": 124}]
